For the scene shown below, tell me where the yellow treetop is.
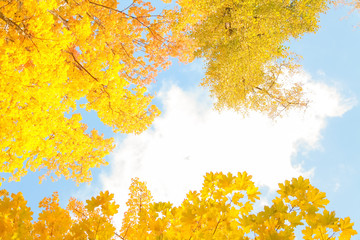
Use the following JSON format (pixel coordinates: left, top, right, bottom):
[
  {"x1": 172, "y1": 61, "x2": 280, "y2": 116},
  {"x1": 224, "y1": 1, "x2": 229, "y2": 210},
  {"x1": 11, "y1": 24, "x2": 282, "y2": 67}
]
[
  {"x1": 0, "y1": 0, "x2": 187, "y2": 184},
  {"x1": 120, "y1": 177, "x2": 153, "y2": 239},
  {"x1": 169, "y1": 0, "x2": 333, "y2": 116},
  {"x1": 0, "y1": 172, "x2": 356, "y2": 239}
]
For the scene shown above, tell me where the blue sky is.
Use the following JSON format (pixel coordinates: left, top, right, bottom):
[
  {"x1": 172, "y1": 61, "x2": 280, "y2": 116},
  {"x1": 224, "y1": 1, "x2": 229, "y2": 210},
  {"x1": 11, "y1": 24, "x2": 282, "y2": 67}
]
[{"x1": 3, "y1": 1, "x2": 360, "y2": 236}]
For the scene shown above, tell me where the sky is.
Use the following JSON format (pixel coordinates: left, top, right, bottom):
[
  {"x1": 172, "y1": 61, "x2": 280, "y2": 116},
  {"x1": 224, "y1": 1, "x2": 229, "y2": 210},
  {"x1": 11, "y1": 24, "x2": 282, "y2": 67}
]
[{"x1": 3, "y1": 1, "x2": 360, "y2": 237}]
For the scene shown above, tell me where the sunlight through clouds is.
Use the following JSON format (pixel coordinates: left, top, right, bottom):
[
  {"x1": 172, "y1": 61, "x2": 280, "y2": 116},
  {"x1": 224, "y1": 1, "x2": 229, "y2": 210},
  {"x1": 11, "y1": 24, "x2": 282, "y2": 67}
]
[{"x1": 100, "y1": 69, "x2": 354, "y2": 224}]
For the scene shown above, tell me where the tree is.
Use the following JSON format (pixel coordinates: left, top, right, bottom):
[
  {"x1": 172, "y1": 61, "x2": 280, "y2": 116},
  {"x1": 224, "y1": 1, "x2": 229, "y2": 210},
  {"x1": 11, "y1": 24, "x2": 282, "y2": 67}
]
[
  {"x1": 119, "y1": 177, "x2": 153, "y2": 239},
  {"x1": 0, "y1": 0, "x2": 188, "y2": 184},
  {"x1": 0, "y1": 0, "x2": 337, "y2": 184},
  {"x1": 169, "y1": 0, "x2": 333, "y2": 116},
  {"x1": 0, "y1": 172, "x2": 356, "y2": 239}
]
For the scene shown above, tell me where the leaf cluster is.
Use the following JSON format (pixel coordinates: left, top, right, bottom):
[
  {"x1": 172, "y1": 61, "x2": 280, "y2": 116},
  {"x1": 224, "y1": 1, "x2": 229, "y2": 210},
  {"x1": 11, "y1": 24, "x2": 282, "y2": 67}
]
[
  {"x1": 0, "y1": 173, "x2": 356, "y2": 239},
  {"x1": 0, "y1": 0, "x2": 185, "y2": 184},
  {"x1": 169, "y1": 0, "x2": 333, "y2": 116}
]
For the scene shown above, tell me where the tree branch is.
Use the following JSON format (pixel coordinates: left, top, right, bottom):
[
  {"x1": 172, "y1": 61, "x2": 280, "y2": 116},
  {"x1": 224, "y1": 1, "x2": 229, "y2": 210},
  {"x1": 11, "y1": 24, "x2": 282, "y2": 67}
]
[
  {"x1": 88, "y1": 1, "x2": 168, "y2": 43},
  {"x1": 0, "y1": 11, "x2": 39, "y2": 51},
  {"x1": 67, "y1": 51, "x2": 99, "y2": 82},
  {"x1": 212, "y1": 218, "x2": 222, "y2": 236}
]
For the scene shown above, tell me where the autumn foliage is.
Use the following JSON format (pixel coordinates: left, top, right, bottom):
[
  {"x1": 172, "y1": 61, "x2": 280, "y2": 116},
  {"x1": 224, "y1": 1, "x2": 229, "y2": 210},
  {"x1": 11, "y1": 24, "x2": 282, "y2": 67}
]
[
  {"x1": 0, "y1": 0, "x2": 357, "y2": 239},
  {"x1": 0, "y1": 172, "x2": 356, "y2": 239},
  {"x1": 0, "y1": 0, "x2": 337, "y2": 183},
  {"x1": 169, "y1": 0, "x2": 332, "y2": 116},
  {"x1": 0, "y1": 0, "x2": 189, "y2": 184}
]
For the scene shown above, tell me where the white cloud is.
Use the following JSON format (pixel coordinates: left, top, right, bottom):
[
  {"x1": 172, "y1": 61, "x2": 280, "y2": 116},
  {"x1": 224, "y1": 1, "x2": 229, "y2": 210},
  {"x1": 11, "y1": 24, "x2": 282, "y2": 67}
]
[
  {"x1": 100, "y1": 69, "x2": 354, "y2": 224},
  {"x1": 334, "y1": 182, "x2": 341, "y2": 192},
  {"x1": 316, "y1": 69, "x2": 326, "y2": 77}
]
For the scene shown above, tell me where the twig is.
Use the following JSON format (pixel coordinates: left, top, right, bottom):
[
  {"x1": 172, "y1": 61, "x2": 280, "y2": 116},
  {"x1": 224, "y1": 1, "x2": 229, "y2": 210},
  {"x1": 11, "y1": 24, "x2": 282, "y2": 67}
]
[
  {"x1": 67, "y1": 51, "x2": 99, "y2": 82},
  {"x1": 88, "y1": 1, "x2": 169, "y2": 44}
]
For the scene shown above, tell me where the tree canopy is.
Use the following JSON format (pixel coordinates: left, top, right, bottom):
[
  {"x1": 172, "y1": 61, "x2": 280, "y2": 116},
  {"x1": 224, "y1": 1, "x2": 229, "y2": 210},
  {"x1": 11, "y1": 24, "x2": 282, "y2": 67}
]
[
  {"x1": 0, "y1": 0, "x2": 358, "y2": 238},
  {"x1": 169, "y1": 0, "x2": 332, "y2": 116},
  {"x1": 0, "y1": 172, "x2": 356, "y2": 239},
  {"x1": 0, "y1": 0, "x2": 189, "y2": 184},
  {"x1": 0, "y1": 0, "x2": 336, "y2": 183}
]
